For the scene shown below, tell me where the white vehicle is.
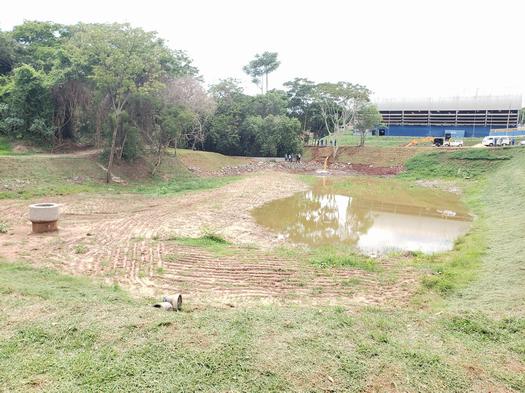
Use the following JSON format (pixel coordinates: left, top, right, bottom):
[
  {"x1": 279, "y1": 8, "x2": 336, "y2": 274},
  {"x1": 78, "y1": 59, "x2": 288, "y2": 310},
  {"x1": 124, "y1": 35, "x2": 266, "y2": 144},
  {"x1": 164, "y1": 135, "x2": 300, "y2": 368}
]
[
  {"x1": 520, "y1": 140, "x2": 525, "y2": 146},
  {"x1": 482, "y1": 136, "x2": 496, "y2": 146},
  {"x1": 499, "y1": 137, "x2": 511, "y2": 146},
  {"x1": 482, "y1": 136, "x2": 511, "y2": 147},
  {"x1": 447, "y1": 140, "x2": 464, "y2": 147}
]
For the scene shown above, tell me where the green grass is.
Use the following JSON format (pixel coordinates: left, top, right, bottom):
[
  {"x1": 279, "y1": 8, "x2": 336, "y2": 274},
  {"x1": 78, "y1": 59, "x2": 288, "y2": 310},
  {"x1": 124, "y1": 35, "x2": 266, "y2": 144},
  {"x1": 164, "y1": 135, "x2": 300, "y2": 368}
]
[
  {"x1": 0, "y1": 136, "x2": 12, "y2": 155},
  {"x1": 1, "y1": 261, "x2": 523, "y2": 392},
  {"x1": 448, "y1": 148, "x2": 512, "y2": 161},
  {"x1": 400, "y1": 148, "x2": 514, "y2": 179},
  {"x1": 406, "y1": 175, "x2": 487, "y2": 301},
  {"x1": 319, "y1": 133, "x2": 415, "y2": 147},
  {"x1": 449, "y1": 148, "x2": 525, "y2": 316},
  {"x1": 309, "y1": 246, "x2": 378, "y2": 271},
  {"x1": 0, "y1": 153, "x2": 237, "y2": 199},
  {"x1": 407, "y1": 149, "x2": 525, "y2": 312},
  {"x1": 131, "y1": 176, "x2": 236, "y2": 196},
  {"x1": 167, "y1": 231, "x2": 238, "y2": 256}
]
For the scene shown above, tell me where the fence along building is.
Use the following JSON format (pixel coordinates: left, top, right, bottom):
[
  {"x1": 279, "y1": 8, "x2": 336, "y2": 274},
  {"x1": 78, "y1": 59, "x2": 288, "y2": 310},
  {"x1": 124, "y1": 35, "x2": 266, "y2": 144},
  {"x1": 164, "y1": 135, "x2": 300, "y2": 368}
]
[{"x1": 375, "y1": 95, "x2": 521, "y2": 138}]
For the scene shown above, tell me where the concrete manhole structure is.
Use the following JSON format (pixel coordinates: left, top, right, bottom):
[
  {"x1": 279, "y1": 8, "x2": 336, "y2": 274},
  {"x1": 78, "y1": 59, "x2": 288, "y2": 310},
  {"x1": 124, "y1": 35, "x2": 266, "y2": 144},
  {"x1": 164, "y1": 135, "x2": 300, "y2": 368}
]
[{"x1": 29, "y1": 203, "x2": 60, "y2": 233}]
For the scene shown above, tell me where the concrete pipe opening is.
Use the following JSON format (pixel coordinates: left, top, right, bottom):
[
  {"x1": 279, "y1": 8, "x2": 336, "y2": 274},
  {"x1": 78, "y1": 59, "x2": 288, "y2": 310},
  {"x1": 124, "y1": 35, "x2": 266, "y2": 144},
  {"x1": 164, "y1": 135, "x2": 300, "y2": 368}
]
[
  {"x1": 163, "y1": 293, "x2": 182, "y2": 311},
  {"x1": 29, "y1": 203, "x2": 60, "y2": 233}
]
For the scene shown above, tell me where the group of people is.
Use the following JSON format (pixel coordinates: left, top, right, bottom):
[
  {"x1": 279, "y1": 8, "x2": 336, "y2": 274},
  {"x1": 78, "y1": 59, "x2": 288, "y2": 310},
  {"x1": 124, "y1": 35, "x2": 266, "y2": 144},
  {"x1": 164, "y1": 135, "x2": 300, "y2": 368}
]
[
  {"x1": 314, "y1": 139, "x2": 337, "y2": 147},
  {"x1": 285, "y1": 153, "x2": 301, "y2": 163}
]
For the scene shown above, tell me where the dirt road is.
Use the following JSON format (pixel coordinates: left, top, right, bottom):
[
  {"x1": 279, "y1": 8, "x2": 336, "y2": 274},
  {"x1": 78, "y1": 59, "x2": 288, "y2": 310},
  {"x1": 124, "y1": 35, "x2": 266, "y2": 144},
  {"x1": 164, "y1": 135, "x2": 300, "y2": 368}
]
[{"x1": 1, "y1": 171, "x2": 418, "y2": 306}]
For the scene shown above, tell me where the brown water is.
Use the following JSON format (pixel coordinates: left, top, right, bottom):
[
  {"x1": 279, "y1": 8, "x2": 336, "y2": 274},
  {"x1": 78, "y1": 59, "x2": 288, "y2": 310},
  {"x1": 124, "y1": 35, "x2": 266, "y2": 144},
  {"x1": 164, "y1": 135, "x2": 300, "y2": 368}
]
[{"x1": 252, "y1": 179, "x2": 472, "y2": 254}]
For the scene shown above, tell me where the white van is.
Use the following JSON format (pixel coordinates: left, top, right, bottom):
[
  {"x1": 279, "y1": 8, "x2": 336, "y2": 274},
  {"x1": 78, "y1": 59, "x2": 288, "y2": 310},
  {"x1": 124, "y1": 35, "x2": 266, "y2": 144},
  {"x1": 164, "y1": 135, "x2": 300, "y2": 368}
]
[
  {"x1": 499, "y1": 137, "x2": 511, "y2": 146},
  {"x1": 482, "y1": 136, "x2": 496, "y2": 146},
  {"x1": 483, "y1": 136, "x2": 510, "y2": 147}
]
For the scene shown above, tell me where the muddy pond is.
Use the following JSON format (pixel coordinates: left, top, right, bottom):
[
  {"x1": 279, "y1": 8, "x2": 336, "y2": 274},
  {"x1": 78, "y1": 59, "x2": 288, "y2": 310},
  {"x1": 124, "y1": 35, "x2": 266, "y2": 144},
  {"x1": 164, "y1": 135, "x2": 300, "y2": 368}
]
[{"x1": 252, "y1": 178, "x2": 472, "y2": 254}]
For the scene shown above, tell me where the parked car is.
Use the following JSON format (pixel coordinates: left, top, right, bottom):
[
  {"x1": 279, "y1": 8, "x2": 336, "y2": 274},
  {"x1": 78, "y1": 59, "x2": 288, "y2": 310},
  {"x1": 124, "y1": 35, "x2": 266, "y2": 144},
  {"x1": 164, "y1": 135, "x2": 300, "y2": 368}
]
[
  {"x1": 482, "y1": 136, "x2": 497, "y2": 146},
  {"x1": 499, "y1": 137, "x2": 511, "y2": 146},
  {"x1": 447, "y1": 140, "x2": 464, "y2": 147},
  {"x1": 482, "y1": 136, "x2": 510, "y2": 147},
  {"x1": 520, "y1": 140, "x2": 525, "y2": 146}
]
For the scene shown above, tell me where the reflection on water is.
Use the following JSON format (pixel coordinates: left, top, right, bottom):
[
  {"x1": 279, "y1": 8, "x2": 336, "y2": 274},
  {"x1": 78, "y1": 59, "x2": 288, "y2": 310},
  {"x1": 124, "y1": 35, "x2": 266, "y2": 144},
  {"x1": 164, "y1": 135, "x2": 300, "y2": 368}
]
[{"x1": 252, "y1": 182, "x2": 472, "y2": 254}]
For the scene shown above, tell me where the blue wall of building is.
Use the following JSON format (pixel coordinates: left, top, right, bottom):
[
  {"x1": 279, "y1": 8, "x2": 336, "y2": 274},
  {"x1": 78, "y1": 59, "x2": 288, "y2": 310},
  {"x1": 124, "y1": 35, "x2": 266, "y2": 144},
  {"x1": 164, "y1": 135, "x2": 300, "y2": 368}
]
[
  {"x1": 383, "y1": 125, "x2": 491, "y2": 138},
  {"x1": 489, "y1": 129, "x2": 525, "y2": 136}
]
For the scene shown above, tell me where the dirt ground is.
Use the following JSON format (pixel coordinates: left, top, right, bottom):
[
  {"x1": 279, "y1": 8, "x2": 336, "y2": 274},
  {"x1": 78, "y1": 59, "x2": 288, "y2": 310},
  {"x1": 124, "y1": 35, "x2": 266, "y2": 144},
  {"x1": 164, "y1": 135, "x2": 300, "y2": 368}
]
[{"x1": 0, "y1": 171, "x2": 419, "y2": 307}]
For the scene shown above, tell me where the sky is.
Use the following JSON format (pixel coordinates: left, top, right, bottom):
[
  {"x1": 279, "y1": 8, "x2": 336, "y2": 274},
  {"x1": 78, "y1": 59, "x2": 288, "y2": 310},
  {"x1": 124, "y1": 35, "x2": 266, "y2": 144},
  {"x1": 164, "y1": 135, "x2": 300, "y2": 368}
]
[{"x1": 2, "y1": 0, "x2": 524, "y2": 103}]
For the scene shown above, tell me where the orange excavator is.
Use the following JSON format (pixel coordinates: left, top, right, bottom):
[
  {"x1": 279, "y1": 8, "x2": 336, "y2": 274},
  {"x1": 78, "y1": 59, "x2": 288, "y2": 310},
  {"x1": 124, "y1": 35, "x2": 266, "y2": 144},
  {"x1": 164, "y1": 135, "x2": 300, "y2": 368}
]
[{"x1": 404, "y1": 136, "x2": 434, "y2": 147}]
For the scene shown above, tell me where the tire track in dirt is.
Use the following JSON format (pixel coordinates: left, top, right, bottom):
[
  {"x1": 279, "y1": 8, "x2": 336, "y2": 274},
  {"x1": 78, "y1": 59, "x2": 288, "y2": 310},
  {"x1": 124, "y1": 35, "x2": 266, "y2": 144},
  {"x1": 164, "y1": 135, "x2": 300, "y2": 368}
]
[{"x1": 1, "y1": 172, "x2": 420, "y2": 306}]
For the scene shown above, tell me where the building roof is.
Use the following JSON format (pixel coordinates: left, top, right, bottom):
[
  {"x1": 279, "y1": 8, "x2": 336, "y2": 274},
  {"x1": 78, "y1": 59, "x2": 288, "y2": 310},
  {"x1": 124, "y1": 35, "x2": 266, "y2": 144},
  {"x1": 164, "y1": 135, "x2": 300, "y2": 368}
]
[{"x1": 375, "y1": 95, "x2": 522, "y2": 111}]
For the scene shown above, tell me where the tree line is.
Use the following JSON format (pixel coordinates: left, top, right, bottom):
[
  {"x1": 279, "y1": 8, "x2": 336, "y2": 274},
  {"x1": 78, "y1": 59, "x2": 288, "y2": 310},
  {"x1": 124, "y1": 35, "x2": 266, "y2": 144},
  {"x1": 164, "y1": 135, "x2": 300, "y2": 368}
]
[{"x1": 0, "y1": 21, "x2": 382, "y2": 181}]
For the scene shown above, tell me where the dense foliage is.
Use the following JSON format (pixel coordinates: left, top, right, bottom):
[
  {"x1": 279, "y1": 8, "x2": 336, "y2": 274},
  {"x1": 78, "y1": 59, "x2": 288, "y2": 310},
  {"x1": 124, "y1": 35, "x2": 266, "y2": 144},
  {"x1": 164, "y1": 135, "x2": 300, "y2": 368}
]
[{"x1": 0, "y1": 21, "x2": 381, "y2": 179}]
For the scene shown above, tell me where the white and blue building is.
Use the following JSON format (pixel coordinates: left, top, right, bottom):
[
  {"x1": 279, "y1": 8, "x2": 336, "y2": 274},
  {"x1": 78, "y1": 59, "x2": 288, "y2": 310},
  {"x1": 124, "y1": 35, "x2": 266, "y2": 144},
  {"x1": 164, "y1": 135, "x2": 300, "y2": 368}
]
[{"x1": 375, "y1": 95, "x2": 522, "y2": 138}]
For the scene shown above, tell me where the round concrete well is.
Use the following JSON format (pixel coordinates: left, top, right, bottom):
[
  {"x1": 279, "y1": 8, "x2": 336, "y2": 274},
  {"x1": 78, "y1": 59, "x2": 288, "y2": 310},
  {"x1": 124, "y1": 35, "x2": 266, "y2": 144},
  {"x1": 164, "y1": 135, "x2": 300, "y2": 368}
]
[{"x1": 29, "y1": 203, "x2": 60, "y2": 233}]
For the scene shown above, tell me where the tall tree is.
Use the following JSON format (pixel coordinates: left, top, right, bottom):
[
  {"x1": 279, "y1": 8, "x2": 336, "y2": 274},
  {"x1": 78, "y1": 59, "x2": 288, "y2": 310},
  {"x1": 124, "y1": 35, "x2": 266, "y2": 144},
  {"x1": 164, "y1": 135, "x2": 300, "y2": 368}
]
[
  {"x1": 68, "y1": 23, "x2": 172, "y2": 182},
  {"x1": 243, "y1": 51, "x2": 280, "y2": 94},
  {"x1": 164, "y1": 76, "x2": 216, "y2": 150},
  {"x1": 314, "y1": 82, "x2": 371, "y2": 138},
  {"x1": 353, "y1": 103, "x2": 382, "y2": 146},
  {"x1": 284, "y1": 78, "x2": 317, "y2": 131}
]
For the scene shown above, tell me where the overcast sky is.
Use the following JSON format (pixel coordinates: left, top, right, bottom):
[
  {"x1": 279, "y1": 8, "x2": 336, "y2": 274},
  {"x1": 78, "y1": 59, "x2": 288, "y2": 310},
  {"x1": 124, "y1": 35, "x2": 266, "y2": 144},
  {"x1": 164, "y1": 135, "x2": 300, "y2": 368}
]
[{"x1": 2, "y1": 0, "x2": 524, "y2": 103}]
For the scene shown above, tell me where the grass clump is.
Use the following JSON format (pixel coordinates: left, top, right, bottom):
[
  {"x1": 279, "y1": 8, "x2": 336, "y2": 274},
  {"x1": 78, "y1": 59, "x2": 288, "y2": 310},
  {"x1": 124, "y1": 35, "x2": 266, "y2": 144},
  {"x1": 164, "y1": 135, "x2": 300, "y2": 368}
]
[
  {"x1": 74, "y1": 244, "x2": 88, "y2": 254},
  {"x1": 445, "y1": 313, "x2": 503, "y2": 342},
  {"x1": 309, "y1": 246, "x2": 378, "y2": 271},
  {"x1": 201, "y1": 229, "x2": 228, "y2": 244},
  {"x1": 0, "y1": 221, "x2": 9, "y2": 234},
  {"x1": 168, "y1": 229, "x2": 235, "y2": 256}
]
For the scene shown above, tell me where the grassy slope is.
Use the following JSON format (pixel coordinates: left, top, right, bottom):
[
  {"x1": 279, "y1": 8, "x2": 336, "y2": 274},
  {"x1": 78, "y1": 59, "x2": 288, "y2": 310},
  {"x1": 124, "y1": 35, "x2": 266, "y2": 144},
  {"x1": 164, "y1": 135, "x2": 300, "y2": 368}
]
[
  {"x1": 401, "y1": 148, "x2": 514, "y2": 179},
  {"x1": 399, "y1": 148, "x2": 524, "y2": 302},
  {"x1": 0, "y1": 151, "x2": 237, "y2": 199},
  {"x1": 452, "y1": 149, "x2": 525, "y2": 316}
]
